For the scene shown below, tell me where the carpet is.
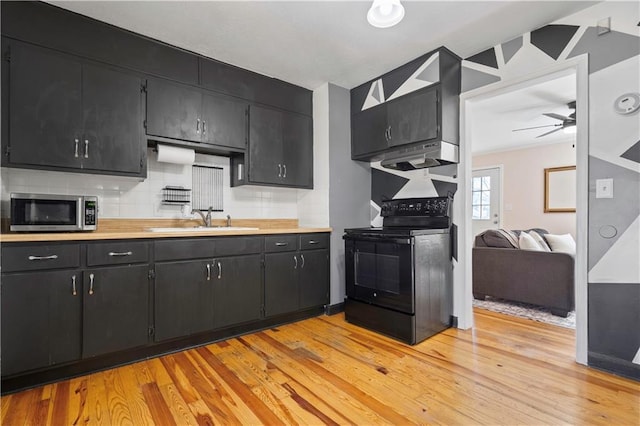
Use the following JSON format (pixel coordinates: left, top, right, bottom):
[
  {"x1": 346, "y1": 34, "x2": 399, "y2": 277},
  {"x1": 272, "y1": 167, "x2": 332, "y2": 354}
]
[{"x1": 473, "y1": 297, "x2": 576, "y2": 329}]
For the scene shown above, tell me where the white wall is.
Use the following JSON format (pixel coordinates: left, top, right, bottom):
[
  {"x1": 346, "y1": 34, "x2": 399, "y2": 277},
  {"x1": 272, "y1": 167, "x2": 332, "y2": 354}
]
[
  {"x1": 473, "y1": 141, "x2": 576, "y2": 237},
  {"x1": 1, "y1": 148, "x2": 300, "y2": 221}
]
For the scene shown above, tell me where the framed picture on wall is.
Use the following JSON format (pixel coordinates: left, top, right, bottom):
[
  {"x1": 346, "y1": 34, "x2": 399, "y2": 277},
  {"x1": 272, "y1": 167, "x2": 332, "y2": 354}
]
[{"x1": 544, "y1": 166, "x2": 576, "y2": 213}]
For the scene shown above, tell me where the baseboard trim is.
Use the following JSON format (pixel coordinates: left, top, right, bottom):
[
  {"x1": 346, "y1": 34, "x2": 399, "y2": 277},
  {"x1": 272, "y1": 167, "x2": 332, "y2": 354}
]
[
  {"x1": 326, "y1": 302, "x2": 345, "y2": 315},
  {"x1": 588, "y1": 351, "x2": 640, "y2": 381}
]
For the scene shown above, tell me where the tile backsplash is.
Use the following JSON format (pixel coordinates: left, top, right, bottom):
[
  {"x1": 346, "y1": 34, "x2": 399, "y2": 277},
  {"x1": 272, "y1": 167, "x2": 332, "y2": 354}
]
[{"x1": 1, "y1": 148, "x2": 299, "y2": 221}]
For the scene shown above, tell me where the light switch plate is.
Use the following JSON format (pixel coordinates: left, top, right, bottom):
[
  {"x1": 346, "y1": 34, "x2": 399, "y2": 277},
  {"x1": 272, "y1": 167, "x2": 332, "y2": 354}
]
[{"x1": 596, "y1": 178, "x2": 613, "y2": 198}]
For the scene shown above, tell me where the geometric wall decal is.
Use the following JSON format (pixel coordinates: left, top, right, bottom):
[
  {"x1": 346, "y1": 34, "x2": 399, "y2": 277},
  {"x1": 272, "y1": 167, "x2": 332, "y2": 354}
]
[
  {"x1": 461, "y1": 66, "x2": 501, "y2": 92},
  {"x1": 371, "y1": 168, "x2": 409, "y2": 208},
  {"x1": 568, "y1": 28, "x2": 640, "y2": 74},
  {"x1": 466, "y1": 47, "x2": 498, "y2": 69},
  {"x1": 361, "y1": 78, "x2": 385, "y2": 111},
  {"x1": 531, "y1": 24, "x2": 580, "y2": 60},
  {"x1": 589, "y1": 216, "x2": 640, "y2": 284},
  {"x1": 588, "y1": 156, "x2": 640, "y2": 271},
  {"x1": 381, "y1": 52, "x2": 434, "y2": 104},
  {"x1": 621, "y1": 140, "x2": 640, "y2": 164},
  {"x1": 370, "y1": 202, "x2": 380, "y2": 223},
  {"x1": 432, "y1": 179, "x2": 458, "y2": 197},
  {"x1": 387, "y1": 52, "x2": 439, "y2": 101},
  {"x1": 501, "y1": 36, "x2": 523, "y2": 64}
]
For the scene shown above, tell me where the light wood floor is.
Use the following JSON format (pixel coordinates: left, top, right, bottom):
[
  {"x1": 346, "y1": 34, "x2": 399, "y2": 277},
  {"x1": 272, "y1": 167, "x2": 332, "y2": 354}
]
[{"x1": 2, "y1": 308, "x2": 639, "y2": 425}]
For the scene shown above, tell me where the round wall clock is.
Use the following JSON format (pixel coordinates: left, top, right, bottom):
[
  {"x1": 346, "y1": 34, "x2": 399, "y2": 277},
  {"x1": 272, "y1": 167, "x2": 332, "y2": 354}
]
[{"x1": 614, "y1": 92, "x2": 640, "y2": 115}]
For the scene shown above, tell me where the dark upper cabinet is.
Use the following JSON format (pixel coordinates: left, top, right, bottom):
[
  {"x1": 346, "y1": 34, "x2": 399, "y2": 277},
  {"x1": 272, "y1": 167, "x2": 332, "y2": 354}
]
[
  {"x1": 245, "y1": 105, "x2": 313, "y2": 188},
  {"x1": 4, "y1": 40, "x2": 145, "y2": 176},
  {"x1": 350, "y1": 47, "x2": 460, "y2": 161},
  {"x1": 146, "y1": 77, "x2": 248, "y2": 151}
]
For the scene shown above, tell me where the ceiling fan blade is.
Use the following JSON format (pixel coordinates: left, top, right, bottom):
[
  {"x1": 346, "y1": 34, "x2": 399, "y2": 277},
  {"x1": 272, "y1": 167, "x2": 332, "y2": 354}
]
[
  {"x1": 543, "y1": 112, "x2": 570, "y2": 121},
  {"x1": 512, "y1": 124, "x2": 560, "y2": 132},
  {"x1": 536, "y1": 127, "x2": 563, "y2": 138}
]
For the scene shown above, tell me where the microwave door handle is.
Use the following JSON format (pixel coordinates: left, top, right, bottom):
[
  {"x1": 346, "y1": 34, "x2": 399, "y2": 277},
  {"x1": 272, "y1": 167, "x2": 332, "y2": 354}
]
[{"x1": 76, "y1": 197, "x2": 84, "y2": 230}]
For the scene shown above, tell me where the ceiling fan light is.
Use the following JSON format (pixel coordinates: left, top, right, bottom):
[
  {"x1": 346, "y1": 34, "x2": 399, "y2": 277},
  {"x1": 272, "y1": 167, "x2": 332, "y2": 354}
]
[
  {"x1": 367, "y1": 0, "x2": 405, "y2": 28},
  {"x1": 564, "y1": 125, "x2": 577, "y2": 134}
]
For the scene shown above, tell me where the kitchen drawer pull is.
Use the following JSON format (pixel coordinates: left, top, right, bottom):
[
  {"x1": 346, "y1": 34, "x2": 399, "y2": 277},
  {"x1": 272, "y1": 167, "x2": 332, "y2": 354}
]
[
  {"x1": 28, "y1": 255, "x2": 58, "y2": 261},
  {"x1": 72, "y1": 275, "x2": 77, "y2": 296},
  {"x1": 217, "y1": 261, "x2": 222, "y2": 279},
  {"x1": 88, "y1": 273, "x2": 95, "y2": 295},
  {"x1": 300, "y1": 254, "x2": 305, "y2": 268},
  {"x1": 206, "y1": 263, "x2": 211, "y2": 281},
  {"x1": 202, "y1": 120, "x2": 206, "y2": 135},
  {"x1": 283, "y1": 164, "x2": 287, "y2": 178},
  {"x1": 84, "y1": 139, "x2": 89, "y2": 158},
  {"x1": 275, "y1": 242, "x2": 288, "y2": 247},
  {"x1": 74, "y1": 138, "x2": 79, "y2": 158},
  {"x1": 308, "y1": 240, "x2": 319, "y2": 245},
  {"x1": 293, "y1": 255, "x2": 298, "y2": 269},
  {"x1": 108, "y1": 251, "x2": 133, "y2": 257},
  {"x1": 196, "y1": 118, "x2": 201, "y2": 134},
  {"x1": 278, "y1": 164, "x2": 282, "y2": 178}
]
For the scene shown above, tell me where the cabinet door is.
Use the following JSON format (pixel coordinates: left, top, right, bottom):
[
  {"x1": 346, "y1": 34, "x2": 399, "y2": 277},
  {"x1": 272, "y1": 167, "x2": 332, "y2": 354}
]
[
  {"x1": 146, "y1": 78, "x2": 201, "y2": 142},
  {"x1": 213, "y1": 254, "x2": 262, "y2": 328},
  {"x1": 248, "y1": 105, "x2": 283, "y2": 185},
  {"x1": 201, "y1": 93, "x2": 248, "y2": 150},
  {"x1": 1, "y1": 270, "x2": 81, "y2": 376},
  {"x1": 351, "y1": 103, "x2": 387, "y2": 159},
  {"x1": 264, "y1": 252, "x2": 299, "y2": 317},
  {"x1": 282, "y1": 112, "x2": 313, "y2": 188},
  {"x1": 154, "y1": 260, "x2": 214, "y2": 341},
  {"x1": 83, "y1": 265, "x2": 149, "y2": 358},
  {"x1": 387, "y1": 86, "x2": 439, "y2": 147},
  {"x1": 299, "y1": 249, "x2": 329, "y2": 310},
  {"x1": 8, "y1": 42, "x2": 82, "y2": 169},
  {"x1": 82, "y1": 64, "x2": 143, "y2": 174}
]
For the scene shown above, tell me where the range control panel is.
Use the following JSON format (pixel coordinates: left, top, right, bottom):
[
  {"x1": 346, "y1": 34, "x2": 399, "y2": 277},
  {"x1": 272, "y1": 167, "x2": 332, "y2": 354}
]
[{"x1": 381, "y1": 196, "x2": 451, "y2": 217}]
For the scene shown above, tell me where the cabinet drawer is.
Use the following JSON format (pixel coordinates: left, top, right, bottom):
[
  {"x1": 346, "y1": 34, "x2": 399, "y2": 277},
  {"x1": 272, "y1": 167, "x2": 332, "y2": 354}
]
[
  {"x1": 300, "y1": 233, "x2": 329, "y2": 250},
  {"x1": 1, "y1": 244, "x2": 80, "y2": 272},
  {"x1": 154, "y1": 238, "x2": 215, "y2": 261},
  {"x1": 214, "y1": 237, "x2": 262, "y2": 257},
  {"x1": 264, "y1": 235, "x2": 298, "y2": 253},
  {"x1": 87, "y1": 241, "x2": 149, "y2": 266}
]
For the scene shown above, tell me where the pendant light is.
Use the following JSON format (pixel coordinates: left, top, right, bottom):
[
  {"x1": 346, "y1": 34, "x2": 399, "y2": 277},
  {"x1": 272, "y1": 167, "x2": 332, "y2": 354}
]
[{"x1": 367, "y1": 0, "x2": 405, "y2": 28}]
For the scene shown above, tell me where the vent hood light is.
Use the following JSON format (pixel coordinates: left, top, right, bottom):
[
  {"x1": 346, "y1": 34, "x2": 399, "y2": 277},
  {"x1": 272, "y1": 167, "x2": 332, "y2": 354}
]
[{"x1": 367, "y1": 0, "x2": 405, "y2": 28}]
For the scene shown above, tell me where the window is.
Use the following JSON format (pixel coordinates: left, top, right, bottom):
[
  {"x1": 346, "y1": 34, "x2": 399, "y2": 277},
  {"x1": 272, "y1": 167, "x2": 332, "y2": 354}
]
[{"x1": 472, "y1": 176, "x2": 491, "y2": 220}]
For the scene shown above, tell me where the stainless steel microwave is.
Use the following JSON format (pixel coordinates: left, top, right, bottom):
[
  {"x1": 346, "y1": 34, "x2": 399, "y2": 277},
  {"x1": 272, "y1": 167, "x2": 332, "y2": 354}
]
[{"x1": 10, "y1": 193, "x2": 97, "y2": 232}]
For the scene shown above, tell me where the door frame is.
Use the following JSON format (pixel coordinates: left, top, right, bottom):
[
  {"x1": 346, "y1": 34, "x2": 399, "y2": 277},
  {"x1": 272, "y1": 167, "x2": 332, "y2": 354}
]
[
  {"x1": 471, "y1": 165, "x2": 504, "y2": 234},
  {"x1": 456, "y1": 55, "x2": 589, "y2": 365}
]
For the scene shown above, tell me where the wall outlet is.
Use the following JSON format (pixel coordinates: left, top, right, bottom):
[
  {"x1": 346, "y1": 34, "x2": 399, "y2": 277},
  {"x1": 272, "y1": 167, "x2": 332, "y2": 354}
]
[
  {"x1": 596, "y1": 178, "x2": 613, "y2": 199},
  {"x1": 597, "y1": 17, "x2": 611, "y2": 35}
]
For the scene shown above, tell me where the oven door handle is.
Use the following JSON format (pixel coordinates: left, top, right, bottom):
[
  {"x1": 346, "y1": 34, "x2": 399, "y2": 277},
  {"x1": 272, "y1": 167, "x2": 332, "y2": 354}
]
[{"x1": 344, "y1": 235, "x2": 412, "y2": 245}]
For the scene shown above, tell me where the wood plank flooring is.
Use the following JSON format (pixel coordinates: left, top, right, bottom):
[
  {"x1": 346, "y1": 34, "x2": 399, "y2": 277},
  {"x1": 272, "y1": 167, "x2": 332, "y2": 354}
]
[{"x1": 2, "y1": 308, "x2": 639, "y2": 425}]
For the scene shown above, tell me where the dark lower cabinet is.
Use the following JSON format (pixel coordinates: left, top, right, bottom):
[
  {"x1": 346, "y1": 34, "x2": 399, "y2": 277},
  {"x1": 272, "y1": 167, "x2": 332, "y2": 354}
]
[
  {"x1": 213, "y1": 254, "x2": 262, "y2": 328},
  {"x1": 299, "y1": 249, "x2": 329, "y2": 310},
  {"x1": 154, "y1": 260, "x2": 214, "y2": 342},
  {"x1": 264, "y1": 251, "x2": 299, "y2": 317},
  {"x1": 1, "y1": 270, "x2": 82, "y2": 376},
  {"x1": 82, "y1": 265, "x2": 149, "y2": 358}
]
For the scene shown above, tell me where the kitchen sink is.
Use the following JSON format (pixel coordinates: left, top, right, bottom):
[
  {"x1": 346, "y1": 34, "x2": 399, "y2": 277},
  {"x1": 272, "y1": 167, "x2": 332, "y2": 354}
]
[{"x1": 146, "y1": 226, "x2": 259, "y2": 232}]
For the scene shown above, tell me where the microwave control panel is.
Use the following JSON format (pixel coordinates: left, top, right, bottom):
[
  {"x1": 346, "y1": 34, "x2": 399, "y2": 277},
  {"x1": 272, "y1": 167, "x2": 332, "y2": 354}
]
[{"x1": 84, "y1": 200, "x2": 97, "y2": 226}]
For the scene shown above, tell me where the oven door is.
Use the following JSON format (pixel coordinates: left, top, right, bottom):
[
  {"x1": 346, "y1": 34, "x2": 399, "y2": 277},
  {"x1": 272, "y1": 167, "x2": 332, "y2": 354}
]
[{"x1": 345, "y1": 236, "x2": 414, "y2": 314}]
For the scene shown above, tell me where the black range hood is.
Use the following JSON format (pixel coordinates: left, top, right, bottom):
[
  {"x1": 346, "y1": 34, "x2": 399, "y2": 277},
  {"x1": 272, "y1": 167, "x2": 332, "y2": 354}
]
[{"x1": 380, "y1": 141, "x2": 459, "y2": 171}]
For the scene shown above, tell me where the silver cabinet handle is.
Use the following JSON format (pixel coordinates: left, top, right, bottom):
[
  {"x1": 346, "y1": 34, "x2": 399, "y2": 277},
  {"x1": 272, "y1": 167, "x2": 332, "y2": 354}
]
[
  {"x1": 196, "y1": 118, "x2": 201, "y2": 134},
  {"x1": 278, "y1": 164, "x2": 282, "y2": 178},
  {"x1": 74, "y1": 139, "x2": 79, "y2": 158},
  {"x1": 217, "y1": 261, "x2": 222, "y2": 279},
  {"x1": 84, "y1": 139, "x2": 89, "y2": 158},
  {"x1": 300, "y1": 254, "x2": 305, "y2": 269},
  {"x1": 293, "y1": 255, "x2": 298, "y2": 269},
  {"x1": 108, "y1": 251, "x2": 132, "y2": 257},
  {"x1": 72, "y1": 275, "x2": 77, "y2": 296},
  {"x1": 275, "y1": 242, "x2": 288, "y2": 247},
  {"x1": 206, "y1": 263, "x2": 211, "y2": 281},
  {"x1": 308, "y1": 240, "x2": 319, "y2": 245},
  {"x1": 202, "y1": 120, "x2": 206, "y2": 135},
  {"x1": 283, "y1": 164, "x2": 287, "y2": 178},
  {"x1": 388, "y1": 126, "x2": 392, "y2": 140},
  {"x1": 88, "y1": 273, "x2": 95, "y2": 295},
  {"x1": 28, "y1": 255, "x2": 58, "y2": 261}
]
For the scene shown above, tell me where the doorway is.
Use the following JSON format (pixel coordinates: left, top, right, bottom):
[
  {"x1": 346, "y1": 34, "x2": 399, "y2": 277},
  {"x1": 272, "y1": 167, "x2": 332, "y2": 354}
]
[
  {"x1": 471, "y1": 166, "x2": 502, "y2": 237},
  {"x1": 457, "y1": 57, "x2": 589, "y2": 364}
]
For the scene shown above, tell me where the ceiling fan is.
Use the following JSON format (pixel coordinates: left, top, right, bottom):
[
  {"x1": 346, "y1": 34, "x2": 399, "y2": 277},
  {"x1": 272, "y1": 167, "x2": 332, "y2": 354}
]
[{"x1": 512, "y1": 101, "x2": 576, "y2": 138}]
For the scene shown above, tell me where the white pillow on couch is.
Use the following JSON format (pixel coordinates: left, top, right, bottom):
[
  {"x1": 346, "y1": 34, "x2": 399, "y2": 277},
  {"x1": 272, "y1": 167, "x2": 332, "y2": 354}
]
[
  {"x1": 519, "y1": 232, "x2": 543, "y2": 251},
  {"x1": 544, "y1": 233, "x2": 576, "y2": 255}
]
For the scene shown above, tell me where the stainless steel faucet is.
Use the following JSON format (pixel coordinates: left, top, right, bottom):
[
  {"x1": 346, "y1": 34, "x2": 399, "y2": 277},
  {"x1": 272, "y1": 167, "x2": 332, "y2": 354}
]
[
  {"x1": 192, "y1": 207, "x2": 213, "y2": 227},
  {"x1": 226, "y1": 214, "x2": 231, "y2": 227}
]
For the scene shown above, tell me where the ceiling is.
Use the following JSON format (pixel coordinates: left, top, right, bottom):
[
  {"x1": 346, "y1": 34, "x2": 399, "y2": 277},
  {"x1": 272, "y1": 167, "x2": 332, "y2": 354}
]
[
  {"x1": 469, "y1": 73, "x2": 577, "y2": 154},
  {"x1": 48, "y1": 1, "x2": 597, "y2": 90}
]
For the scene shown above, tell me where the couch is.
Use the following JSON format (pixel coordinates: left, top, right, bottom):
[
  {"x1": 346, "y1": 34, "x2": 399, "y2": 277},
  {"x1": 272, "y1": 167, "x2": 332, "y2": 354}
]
[{"x1": 472, "y1": 229, "x2": 575, "y2": 317}]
